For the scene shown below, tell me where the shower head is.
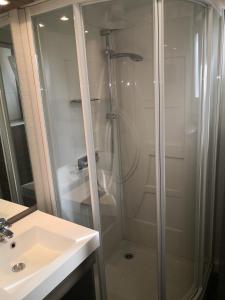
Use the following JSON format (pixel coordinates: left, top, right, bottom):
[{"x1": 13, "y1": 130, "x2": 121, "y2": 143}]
[
  {"x1": 110, "y1": 51, "x2": 143, "y2": 62},
  {"x1": 100, "y1": 29, "x2": 143, "y2": 62}
]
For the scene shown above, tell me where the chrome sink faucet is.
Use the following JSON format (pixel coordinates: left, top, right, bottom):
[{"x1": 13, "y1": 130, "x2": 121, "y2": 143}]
[{"x1": 0, "y1": 218, "x2": 13, "y2": 241}]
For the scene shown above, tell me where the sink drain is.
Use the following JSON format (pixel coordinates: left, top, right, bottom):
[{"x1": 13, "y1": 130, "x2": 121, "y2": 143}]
[
  {"x1": 11, "y1": 263, "x2": 26, "y2": 273},
  {"x1": 124, "y1": 253, "x2": 134, "y2": 260}
]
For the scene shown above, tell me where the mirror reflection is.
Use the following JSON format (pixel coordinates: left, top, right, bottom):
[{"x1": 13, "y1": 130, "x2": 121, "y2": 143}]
[{"x1": 0, "y1": 24, "x2": 36, "y2": 219}]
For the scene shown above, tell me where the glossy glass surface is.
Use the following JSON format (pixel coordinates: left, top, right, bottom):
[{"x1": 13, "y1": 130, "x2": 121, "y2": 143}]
[
  {"x1": 0, "y1": 25, "x2": 36, "y2": 208},
  {"x1": 164, "y1": 1, "x2": 206, "y2": 298},
  {"x1": 32, "y1": 7, "x2": 93, "y2": 227},
  {"x1": 83, "y1": 1, "x2": 158, "y2": 299}
]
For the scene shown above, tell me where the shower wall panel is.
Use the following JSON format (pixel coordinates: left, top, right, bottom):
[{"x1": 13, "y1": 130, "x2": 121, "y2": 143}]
[
  {"x1": 113, "y1": 5, "x2": 156, "y2": 248},
  {"x1": 164, "y1": 2, "x2": 198, "y2": 259},
  {"x1": 84, "y1": 21, "x2": 123, "y2": 258}
]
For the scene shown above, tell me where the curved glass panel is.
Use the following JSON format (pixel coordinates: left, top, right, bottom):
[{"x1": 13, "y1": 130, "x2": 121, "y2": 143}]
[
  {"x1": 83, "y1": 1, "x2": 158, "y2": 299},
  {"x1": 164, "y1": 1, "x2": 206, "y2": 299},
  {"x1": 204, "y1": 11, "x2": 221, "y2": 276}
]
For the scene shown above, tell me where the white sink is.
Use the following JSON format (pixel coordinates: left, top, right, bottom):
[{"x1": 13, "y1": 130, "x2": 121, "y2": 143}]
[
  {"x1": 0, "y1": 227, "x2": 74, "y2": 292},
  {"x1": 0, "y1": 211, "x2": 99, "y2": 300}
]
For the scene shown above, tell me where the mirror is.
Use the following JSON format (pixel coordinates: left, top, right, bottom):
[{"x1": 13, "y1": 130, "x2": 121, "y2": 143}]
[{"x1": 0, "y1": 24, "x2": 37, "y2": 220}]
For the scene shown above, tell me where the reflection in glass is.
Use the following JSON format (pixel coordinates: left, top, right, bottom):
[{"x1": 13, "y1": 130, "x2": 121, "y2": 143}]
[
  {"x1": 0, "y1": 25, "x2": 36, "y2": 207},
  {"x1": 32, "y1": 7, "x2": 93, "y2": 228}
]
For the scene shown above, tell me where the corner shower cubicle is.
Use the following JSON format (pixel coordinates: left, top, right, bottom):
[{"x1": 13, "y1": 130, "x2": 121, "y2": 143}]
[{"x1": 4, "y1": 0, "x2": 222, "y2": 299}]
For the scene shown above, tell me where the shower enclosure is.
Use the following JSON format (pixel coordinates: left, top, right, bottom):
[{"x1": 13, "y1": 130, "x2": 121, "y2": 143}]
[{"x1": 6, "y1": 0, "x2": 222, "y2": 299}]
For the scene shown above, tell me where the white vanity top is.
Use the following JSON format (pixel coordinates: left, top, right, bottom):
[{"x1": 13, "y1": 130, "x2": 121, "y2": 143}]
[
  {"x1": 0, "y1": 199, "x2": 27, "y2": 220},
  {"x1": 0, "y1": 210, "x2": 99, "y2": 300}
]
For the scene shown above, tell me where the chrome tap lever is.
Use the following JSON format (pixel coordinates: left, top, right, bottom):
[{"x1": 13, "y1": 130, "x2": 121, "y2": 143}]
[
  {"x1": 0, "y1": 218, "x2": 10, "y2": 229},
  {"x1": 0, "y1": 218, "x2": 13, "y2": 241}
]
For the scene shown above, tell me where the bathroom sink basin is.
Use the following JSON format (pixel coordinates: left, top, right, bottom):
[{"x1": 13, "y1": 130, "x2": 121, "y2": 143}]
[
  {"x1": 0, "y1": 227, "x2": 74, "y2": 292},
  {"x1": 0, "y1": 210, "x2": 99, "y2": 300}
]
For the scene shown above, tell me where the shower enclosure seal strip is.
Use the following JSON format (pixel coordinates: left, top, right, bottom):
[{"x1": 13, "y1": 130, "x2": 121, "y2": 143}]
[
  {"x1": 154, "y1": 0, "x2": 166, "y2": 299},
  {"x1": 209, "y1": 12, "x2": 225, "y2": 265},
  {"x1": 198, "y1": 6, "x2": 213, "y2": 286}
]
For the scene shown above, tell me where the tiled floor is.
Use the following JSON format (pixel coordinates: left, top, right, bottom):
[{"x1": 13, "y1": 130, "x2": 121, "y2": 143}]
[{"x1": 105, "y1": 240, "x2": 194, "y2": 300}]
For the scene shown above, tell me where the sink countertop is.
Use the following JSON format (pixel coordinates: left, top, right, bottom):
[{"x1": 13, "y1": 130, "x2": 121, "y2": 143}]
[
  {"x1": 0, "y1": 210, "x2": 99, "y2": 300},
  {"x1": 0, "y1": 199, "x2": 28, "y2": 220}
]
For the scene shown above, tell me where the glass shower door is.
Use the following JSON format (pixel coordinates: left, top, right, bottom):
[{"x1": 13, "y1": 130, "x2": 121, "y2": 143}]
[
  {"x1": 164, "y1": 1, "x2": 206, "y2": 299},
  {"x1": 204, "y1": 10, "x2": 221, "y2": 278},
  {"x1": 82, "y1": 1, "x2": 158, "y2": 299},
  {"x1": 32, "y1": 6, "x2": 93, "y2": 227},
  {"x1": 26, "y1": 1, "x2": 218, "y2": 300}
]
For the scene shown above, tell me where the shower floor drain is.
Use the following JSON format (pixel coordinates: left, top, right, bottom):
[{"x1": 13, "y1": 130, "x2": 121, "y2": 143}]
[
  {"x1": 124, "y1": 253, "x2": 134, "y2": 260},
  {"x1": 11, "y1": 262, "x2": 26, "y2": 273}
]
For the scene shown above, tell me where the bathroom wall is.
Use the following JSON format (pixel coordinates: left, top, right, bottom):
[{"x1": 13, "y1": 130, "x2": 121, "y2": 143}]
[{"x1": 111, "y1": 1, "x2": 156, "y2": 249}]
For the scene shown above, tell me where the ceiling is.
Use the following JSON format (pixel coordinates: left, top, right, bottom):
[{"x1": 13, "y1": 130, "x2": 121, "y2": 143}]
[
  {"x1": 0, "y1": 0, "x2": 225, "y2": 17},
  {"x1": 0, "y1": 0, "x2": 34, "y2": 14}
]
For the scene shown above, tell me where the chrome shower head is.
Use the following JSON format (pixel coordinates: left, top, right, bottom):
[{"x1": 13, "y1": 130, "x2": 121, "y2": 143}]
[
  {"x1": 110, "y1": 51, "x2": 143, "y2": 62},
  {"x1": 100, "y1": 29, "x2": 143, "y2": 62}
]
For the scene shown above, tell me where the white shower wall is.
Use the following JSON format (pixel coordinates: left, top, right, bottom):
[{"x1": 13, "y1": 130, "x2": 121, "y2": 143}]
[
  {"x1": 84, "y1": 21, "x2": 124, "y2": 258},
  {"x1": 83, "y1": 0, "x2": 200, "y2": 260},
  {"x1": 111, "y1": 1, "x2": 201, "y2": 259}
]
